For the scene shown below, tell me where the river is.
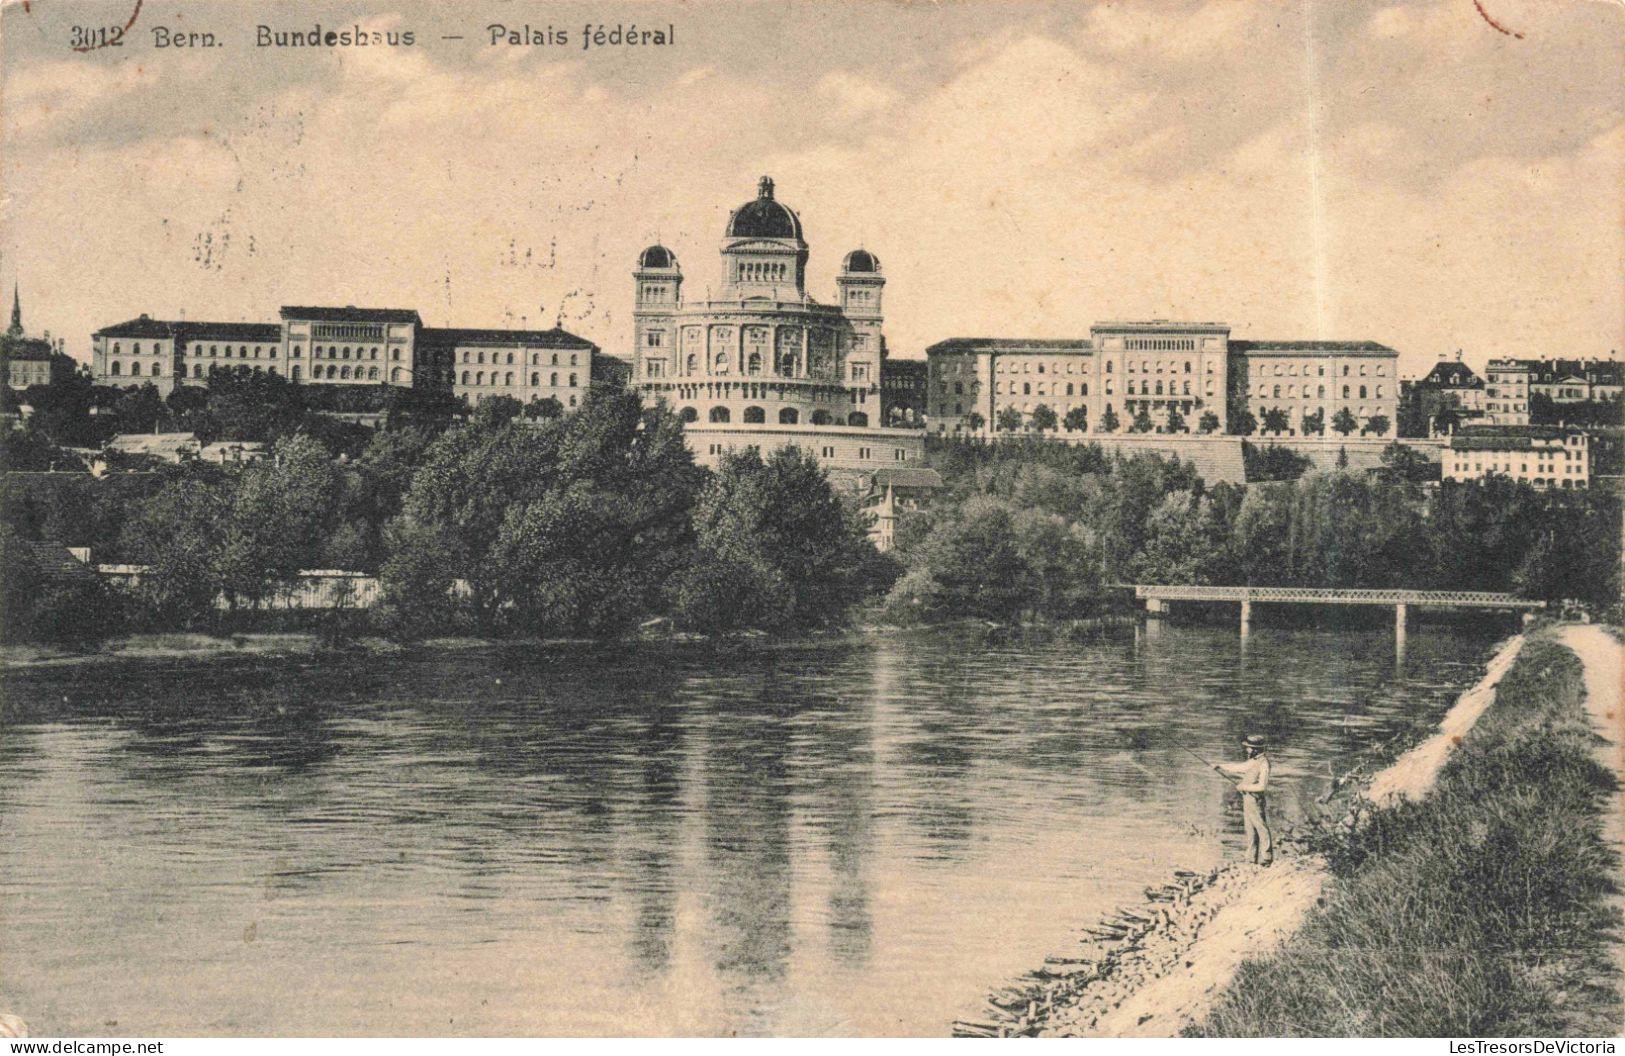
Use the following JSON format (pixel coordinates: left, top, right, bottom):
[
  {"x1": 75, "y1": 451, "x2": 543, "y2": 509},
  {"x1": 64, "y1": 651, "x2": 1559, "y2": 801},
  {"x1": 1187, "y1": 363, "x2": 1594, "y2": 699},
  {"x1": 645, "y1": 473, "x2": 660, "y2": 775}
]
[{"x1": 0, "y1": 623, "x2": 1502, "y2": 1036}]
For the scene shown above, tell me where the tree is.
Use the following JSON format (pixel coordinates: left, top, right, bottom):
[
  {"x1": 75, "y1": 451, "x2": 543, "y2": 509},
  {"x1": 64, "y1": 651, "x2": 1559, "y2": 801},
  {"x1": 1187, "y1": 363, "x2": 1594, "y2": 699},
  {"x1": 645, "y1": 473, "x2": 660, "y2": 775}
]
[
  {"x1": 883, "y1": 498, "x2": 1035, "y2": 622},
  {"x1": 964, "y1": 411, "x2": 986, "y2": 433},
  {"x1": 524, "y1": 396, "x2": 564, "y2": 420},
  {"x1": 1331, "y1": 407, "x2": 1359, "y2": 436},
  {"x1": 472, "y1": 395, "x2": 524, "y2": 427},
  {"x1": 214, "y1": 434, "x2": 346, "y2": 610},
  {"x1": 669, "y1": 446, "x2": 889, "y2": 634},
  {"x1": 1243, "y1": 443, "x2": 1312, "y2": 483},
  {"x1": 1261, "y1": 407, "x2": 1291, "y2": 435},
  {"x1": 1029, "y1": 404, "x2": 1058, "y2": 433},
  {"x1": 1364, "y1": 414, "x2": 1391, "y2": 437},
  {"x1": 1131, "y1": 491, "x2": 1224, "y2": 585},
  {"x1": 1229, "y1": 407, "x2": 1258, "y2": 436},
  {"x1": 1098, "y1": 406, "x2": 1121, "y2": 433},
  {"x1": 1301, "y1": 408, "x2": 1325, "y2": 436},
  {"x1": 1062, "y1": 406, "x2": 1090, "y2": 433},
  {"x1": 1130, "y1": 408, "x2": 1155, "y2": 433},
  {"x1": 1165, "y1": 406, "x2": 1187, "y2": 433},
  {"x1": 1433, "y1": 402, "x2": 1462, "y2": 435},
  {"x1": 995, "y1": 406, "x2": 1024, "y2": 433},
  {"x1": 382, "y1": 388, "x2": 702, "y2": 637},
  {"x1": 1198, "y1": 411, "x2": 1221, "y2": 434},
  {"x1": 119, "y1": 468, "x2": 231, "y2": 626},
  {"x1": 1336, "y1": 446, "x2": 1349, "y2": 468},
  {"x1": 1376, "y1": 441, "x2": 1437, "y2": 484}
]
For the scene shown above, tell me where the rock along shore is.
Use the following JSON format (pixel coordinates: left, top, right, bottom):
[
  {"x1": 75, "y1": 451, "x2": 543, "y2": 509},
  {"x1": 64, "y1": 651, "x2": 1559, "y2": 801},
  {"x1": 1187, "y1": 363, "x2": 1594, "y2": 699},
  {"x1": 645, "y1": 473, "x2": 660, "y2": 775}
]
[{"x1": 952, "y1": 635, "x2": 1526, "y2": 1039}]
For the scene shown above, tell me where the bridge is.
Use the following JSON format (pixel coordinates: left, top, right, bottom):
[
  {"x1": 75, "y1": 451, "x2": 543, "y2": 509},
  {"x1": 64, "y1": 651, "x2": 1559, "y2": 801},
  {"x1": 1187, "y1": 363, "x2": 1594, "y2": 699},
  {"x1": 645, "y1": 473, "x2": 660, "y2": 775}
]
[{"x1": 1127, "y1": 584, "x2": 1543, "y2": 640}]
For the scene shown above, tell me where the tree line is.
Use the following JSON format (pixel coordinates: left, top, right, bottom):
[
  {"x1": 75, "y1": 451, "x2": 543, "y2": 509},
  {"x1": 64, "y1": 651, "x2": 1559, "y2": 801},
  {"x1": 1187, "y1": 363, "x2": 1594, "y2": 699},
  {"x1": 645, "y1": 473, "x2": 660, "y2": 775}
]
[
  {"x1": 1, "y1": 388, "x2": 896, "y2": 644},
  {"x1": 885, "y1": 437, "x2": 1621, "y2": 623}
]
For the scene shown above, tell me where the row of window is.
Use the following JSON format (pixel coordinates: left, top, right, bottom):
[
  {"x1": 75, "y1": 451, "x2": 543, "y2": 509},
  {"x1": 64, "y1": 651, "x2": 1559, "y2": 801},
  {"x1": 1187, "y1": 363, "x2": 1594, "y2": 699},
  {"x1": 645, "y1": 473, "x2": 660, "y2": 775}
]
[
  {"x1": 677, "y1": 406, "x2": 869, "y2": 426},
  {"x1": 460, "y1": 350, "x2": 578, "y2": 366},
  {"x1": 459, "y1": 372, "x2": 578, "y2": 388},
  {"x1": 1256, "y1": 362, "x2": 1388, "y2": 378},
  {"x1": 1249, "y1": 384, "x2": 1386, "y2": 399}
]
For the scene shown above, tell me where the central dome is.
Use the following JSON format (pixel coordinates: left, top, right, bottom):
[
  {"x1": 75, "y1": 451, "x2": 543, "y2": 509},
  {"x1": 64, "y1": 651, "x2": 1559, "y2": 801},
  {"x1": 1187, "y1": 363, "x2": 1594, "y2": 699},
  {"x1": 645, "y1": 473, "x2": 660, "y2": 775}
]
[{"x1": 724, "y1": 176, "x2": 804, "y2": 241}]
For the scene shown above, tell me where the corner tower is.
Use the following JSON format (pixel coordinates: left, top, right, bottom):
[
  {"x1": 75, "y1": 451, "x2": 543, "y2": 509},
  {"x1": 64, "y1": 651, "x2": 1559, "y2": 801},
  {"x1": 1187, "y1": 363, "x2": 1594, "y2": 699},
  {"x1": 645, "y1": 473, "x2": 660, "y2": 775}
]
[{"x1": 633, "y1": 245, "x2": 681, "y2": 380}]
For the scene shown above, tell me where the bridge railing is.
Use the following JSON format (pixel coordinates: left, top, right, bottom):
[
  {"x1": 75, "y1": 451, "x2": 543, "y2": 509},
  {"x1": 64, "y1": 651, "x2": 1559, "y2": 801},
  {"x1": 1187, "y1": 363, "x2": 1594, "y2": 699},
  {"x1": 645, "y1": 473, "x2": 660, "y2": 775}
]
[{"x1": 1128, "y1": 584, "x2": 1543, "y2": 609}]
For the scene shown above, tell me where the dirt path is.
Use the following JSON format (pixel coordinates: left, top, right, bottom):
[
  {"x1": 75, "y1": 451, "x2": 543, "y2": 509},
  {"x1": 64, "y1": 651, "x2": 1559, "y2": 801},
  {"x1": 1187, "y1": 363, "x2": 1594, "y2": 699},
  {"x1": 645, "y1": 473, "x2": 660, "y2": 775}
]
[
  {"x1": 1023, "y1": 634, "x2": 1526, "y2": 1038},
  {"x1": 1556, "y1": 624, "x2": 1625, "y2": 1005}
]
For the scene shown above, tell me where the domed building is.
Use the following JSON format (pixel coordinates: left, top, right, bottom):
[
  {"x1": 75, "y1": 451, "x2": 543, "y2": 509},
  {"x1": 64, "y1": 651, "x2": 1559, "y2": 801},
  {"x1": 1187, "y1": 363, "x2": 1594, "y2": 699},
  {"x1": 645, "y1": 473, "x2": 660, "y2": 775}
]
[{"x1": 631, "y1": 177, "x2": 919, "y2": 471}]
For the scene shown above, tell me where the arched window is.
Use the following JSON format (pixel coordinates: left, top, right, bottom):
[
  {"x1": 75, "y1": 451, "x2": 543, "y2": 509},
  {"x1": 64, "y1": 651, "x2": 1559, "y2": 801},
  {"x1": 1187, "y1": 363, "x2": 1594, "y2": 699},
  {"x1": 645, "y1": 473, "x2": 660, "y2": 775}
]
[
  {"x1": 778, "y1": 354, "x2": 795, "y2": 375},
  {"x1": 714, "y1": 351, "x2": 729, "y2": 373},
  {"x1": 268, "y1": 366, "x2": 279, "y2": 377},
  {"x1": 569, "y1": 374, "x2": 577, "y2": 386},
  {"x1": 1342, "y1": 385, "x2": 1351, "y2": 398},
  {"x1": 477, "y1": 351, "x2": 485, "y2": 365},
  {"x1": 132, "y1": 361, "x2": 145, "y2": 376},
  {"x1": 570, "y1": 354, "x2": 578, "y2": 366},
  {"x1": 223, "y1": 346, "x2": 233, "y2": 359},
  {"x1": 506, "y1": 353, "x2": 514, "y2": 365},
  {"x1": 709, "y1": 406, "x2": 731, "y2": 423},
  {"x1": 811, "y1": 410, "x2": 833, "y2": 425},
  {"x1": 531, "y1": 373, "x2": 540, "y2": 386},
  {"x1": 1105, "y1": 361, "x2": 1113, "y2": 373},
  {"x1": 193, "y1": 364, "x2": 203, "y2": 378},
  {"x1": 462, "y1": 371, "x2": 470, "y2": 385},
  {"x1": 1185, "y1": 362, "x2": 1192, "y2": 373},
  {"x1": 240, "y1": 346, "x2": 248, "y2": 357},
  {"x1": 743, "y1": 406, "x2": 765, "y2": 423},
  {"x1": 292, "y1": 345, "x2": 302, "y2": 358},
  {"x1": 392, "y1": 368, "x2": 402, "y2": 383},
  {"x1": 551, "y1": 372, "x2": 559, "y2": 386},
  {"x1": 505, "y1": 373, "x2": 513, "y2": 386},
  {"x1": 290, "y1": 365, "x2": 301, "y2": 381},
  {"x1": 343, "y1": 347, "x2": 352, "y2": 360},
  {"x1": 1272, "y1": 385, "x2": 1280, "y2": 398},
  {"x1": 551, "y1": 353, "x2": 559, "y2": 366},
  {"x1": 748, "y1": 352, "x2": 762, "y2": 374},
  {"x1": 779, "y1": 408, "x2": 799, "y2": 424},
  {"x1": 848, "y1": 412, "x2": 869, "y2": 426},
  {"x1": 476, "y1": 372, "x2": 485, "y2": 385},
  {"x1": 113, "y1": 343, "x2": 122, "y2": 353},
  {"x1": 340, "y1": 365, "x2": 352, "y2": 379},
  {"x1": 1156, "y1": 382, "x2": 1164, "y2": 395},
  {"x1": 368, "y1": 367, "x2": 379, "y2": 380},
  {"x1": 392, "y1": 349, "x2": 401, "y2": 361},
  {"x1": 1318, "y1": 385, "x2": 1325, "y2": 398},
  {"x1": 371, "y1": 348, "x2": 379, "y2": 360},
  {"x1": 686, "y1": 354, "x2": 698, "y2": 374},
  {"x1": 1066, "y1": 383, "x2": 1075, "y2": 396},
  {"x1": 110, "y1": 361, "x2": 123, "y2": 375},
  {"x1": 133, "y1": 343, "x2": 143, "y2": 355},
  {"x1": 151, "y1": 362, "x2": 164, "y2": 376},
  {"x1": 680, "y1": 407, "x2": 698, "y2": 423},
  {"x1": 1359, "y1": 386, "x2": 1367, "y2": 399}
]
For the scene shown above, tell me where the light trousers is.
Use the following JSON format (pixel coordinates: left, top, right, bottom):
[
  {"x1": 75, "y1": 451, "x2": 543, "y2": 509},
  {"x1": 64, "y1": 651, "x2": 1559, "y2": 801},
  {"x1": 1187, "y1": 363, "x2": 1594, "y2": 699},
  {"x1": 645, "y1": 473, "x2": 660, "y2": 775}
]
[{"x1": 1242, "y1": 792, "x2": 1273, "y2": 865}]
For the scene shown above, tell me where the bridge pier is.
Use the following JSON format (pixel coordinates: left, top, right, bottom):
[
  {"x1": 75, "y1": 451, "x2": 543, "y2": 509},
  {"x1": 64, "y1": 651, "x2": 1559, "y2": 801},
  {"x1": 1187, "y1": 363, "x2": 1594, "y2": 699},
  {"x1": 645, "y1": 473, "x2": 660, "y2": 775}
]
[
  {"x1": 1395, "y1": 603, "x2": 1408, "y2": 662},
  {"x1": 1239, "y1": 599, "x2": 1252, "y2": 636},
  {"x1": 1146, "y1": 597, "x2": 1168, "y2": 616}
]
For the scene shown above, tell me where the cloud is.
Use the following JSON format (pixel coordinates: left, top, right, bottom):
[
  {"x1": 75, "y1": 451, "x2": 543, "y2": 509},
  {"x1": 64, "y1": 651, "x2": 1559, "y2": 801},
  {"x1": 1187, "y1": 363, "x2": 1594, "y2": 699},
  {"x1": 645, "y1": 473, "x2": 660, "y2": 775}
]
[{"x1": 815, "y1": 71, "x2": 898, "y2": 121}]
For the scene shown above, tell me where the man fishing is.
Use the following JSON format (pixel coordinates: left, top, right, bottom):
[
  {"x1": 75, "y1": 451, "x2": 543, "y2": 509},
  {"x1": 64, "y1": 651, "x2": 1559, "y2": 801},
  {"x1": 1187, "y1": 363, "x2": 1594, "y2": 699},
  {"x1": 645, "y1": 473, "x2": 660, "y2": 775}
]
[{"x1": 1214, "y1": 735, "x2": 1273, "y2": 866}]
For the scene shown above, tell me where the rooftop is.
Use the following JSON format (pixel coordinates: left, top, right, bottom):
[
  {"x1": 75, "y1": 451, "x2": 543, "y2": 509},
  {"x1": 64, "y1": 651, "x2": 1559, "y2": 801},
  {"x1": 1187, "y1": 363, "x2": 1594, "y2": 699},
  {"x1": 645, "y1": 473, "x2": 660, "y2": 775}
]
[
  {"x1": 418, "y1": 326, "x2": 597, "y2": 349},
  {"x1": 1092, "y1": 320, "x2": 1231, "y2": 331},
  {"x1": 925, "y1": 338, "x2": 1093, "y2": 355},
  {"x1": 1230, "y1": 340, "x2": 1395, "y2": 354},
  {"x1": 177, "y1": 321, "x2": 283, "y2": 343},
  {"x1": 280, "y1": 306, "x2": 422, "y2": 324},
  {"x1": 94, "y1": 314, "x2": 180, "y2": 339}
]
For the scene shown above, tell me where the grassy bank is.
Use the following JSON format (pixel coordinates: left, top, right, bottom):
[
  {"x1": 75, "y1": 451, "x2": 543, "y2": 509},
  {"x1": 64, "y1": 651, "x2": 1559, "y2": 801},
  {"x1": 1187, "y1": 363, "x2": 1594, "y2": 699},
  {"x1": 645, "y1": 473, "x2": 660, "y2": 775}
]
[{"x1": 1188, "y1": 635, "x2": 1622, "y2": 1037}]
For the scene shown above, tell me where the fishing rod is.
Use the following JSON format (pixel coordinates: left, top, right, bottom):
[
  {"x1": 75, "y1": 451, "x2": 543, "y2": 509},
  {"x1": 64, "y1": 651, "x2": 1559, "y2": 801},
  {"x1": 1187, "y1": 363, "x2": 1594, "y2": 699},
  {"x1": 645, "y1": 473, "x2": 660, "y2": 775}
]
[{"x1": 1176, "y1": 743, "x2": 1233, "y2": 780}]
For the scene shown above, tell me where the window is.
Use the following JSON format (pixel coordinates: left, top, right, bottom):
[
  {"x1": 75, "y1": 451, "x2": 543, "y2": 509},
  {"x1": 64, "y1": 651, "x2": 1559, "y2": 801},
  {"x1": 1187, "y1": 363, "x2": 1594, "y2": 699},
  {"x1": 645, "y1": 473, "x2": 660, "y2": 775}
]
[
  {"x1": 1343, "y1": 385, "x2": 1351, "y2": 398},
  {"x1": 569, "y1": 373, "x2": 577, "y2": 387},
  {"x1": 710, "y1": 406, "x2": 731, "y2": 423},
  {"x1": 392, "y1": 368, "x2": 402, "y2": 383},
  {"x1": 193, "y1": 364, "x2": 203, "y2": 378},
  {"x1": 477, "y1": 351, "x2": 485, "y2": 365},
  {"x1": 570, "y1": 354, "x2": 578, "y2": 366},
  {"x1": 744, "y1": 406, "x2": 765, "y2": 423},
  {"x1": 506, "y1": 353, "x2": 515, "y2": 366},
  {"x1": 392, "y1": 349, "x2": 401, "y2": 361},
  {"x1": 550, "y1": 372, "x2": 559, "y2": 386},
  {"x1": 532, "y1": 373, "x2": 541, "y2": 386},
  {"x1": 292, "y1": 366, "x2": 302, "y2": 381},
  {"x1": 647, "y1": 331, "x2": 665, "y2": 348},
  {"x1": 130, "y1": 361, "x2": 143, "y2": 376},
  {"x1": 780, "y1": 408, "x2": 799, "y2": 424},
  {"x1": 680, "y1": 407, "x2": 698, "y2": 423},
  {"x1": 340, "y1": 366, "x2": 351, "y2": 380},
  {"x1": 476, "y1": 372, "x2": 484, "y2": 385},
  {"x1": 368, "y1": 367, "x2": 379, "y2": 380}
]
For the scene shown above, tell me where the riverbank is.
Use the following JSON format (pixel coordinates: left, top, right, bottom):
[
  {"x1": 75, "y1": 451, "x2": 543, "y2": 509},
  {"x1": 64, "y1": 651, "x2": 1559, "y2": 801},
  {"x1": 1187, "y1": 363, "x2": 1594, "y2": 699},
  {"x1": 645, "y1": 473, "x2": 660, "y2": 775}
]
[
  {"x1": 1189, "y1": 629, "x2": 1622, "y2": 1036},
  {"x1": 0, "y1": 615, "x2": 1143, "y2": 672},
  {"x1": 956, "y1": 634, "x2": 1531, "y2": 1038}
]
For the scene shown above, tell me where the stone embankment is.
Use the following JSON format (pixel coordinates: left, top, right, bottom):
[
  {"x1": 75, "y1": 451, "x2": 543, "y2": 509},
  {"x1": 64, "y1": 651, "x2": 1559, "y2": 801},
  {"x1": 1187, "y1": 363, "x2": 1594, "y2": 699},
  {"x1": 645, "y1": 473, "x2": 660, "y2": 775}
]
[{"x1": 952, "y1": 635, "x2": 1526, "y2": 1039}]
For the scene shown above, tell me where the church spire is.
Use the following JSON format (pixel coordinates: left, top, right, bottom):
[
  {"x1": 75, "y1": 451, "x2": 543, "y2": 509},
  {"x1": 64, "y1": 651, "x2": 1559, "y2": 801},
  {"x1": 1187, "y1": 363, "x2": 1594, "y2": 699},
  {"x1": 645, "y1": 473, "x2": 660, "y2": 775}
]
[{"x1": 7, "y1": 283, "x2": 20, "y2": 337}]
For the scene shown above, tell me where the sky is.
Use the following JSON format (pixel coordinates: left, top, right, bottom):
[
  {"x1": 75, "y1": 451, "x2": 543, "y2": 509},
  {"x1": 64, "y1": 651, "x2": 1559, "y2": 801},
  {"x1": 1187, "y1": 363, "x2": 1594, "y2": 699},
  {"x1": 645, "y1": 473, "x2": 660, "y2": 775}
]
[{"x1": 2, "y1": 0, "x2": 1621, "y2": 376}]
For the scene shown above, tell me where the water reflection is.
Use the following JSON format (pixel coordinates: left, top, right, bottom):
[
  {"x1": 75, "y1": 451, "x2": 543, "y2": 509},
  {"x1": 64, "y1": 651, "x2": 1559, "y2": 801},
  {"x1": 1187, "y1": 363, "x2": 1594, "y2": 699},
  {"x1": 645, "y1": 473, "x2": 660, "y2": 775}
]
[{"x1": 0, "y1": 625, "x2": 1500, "y2": 1036}]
